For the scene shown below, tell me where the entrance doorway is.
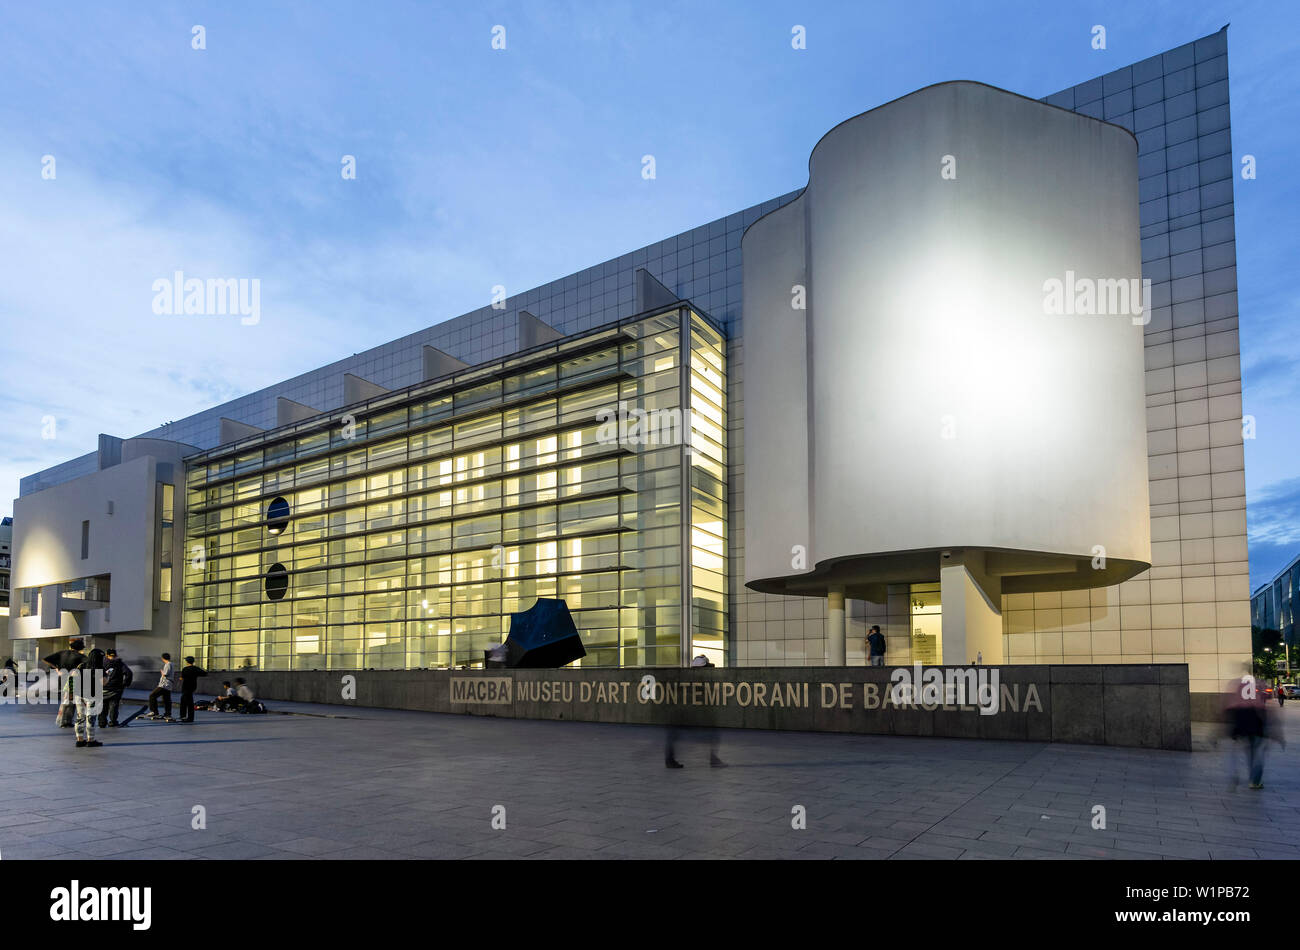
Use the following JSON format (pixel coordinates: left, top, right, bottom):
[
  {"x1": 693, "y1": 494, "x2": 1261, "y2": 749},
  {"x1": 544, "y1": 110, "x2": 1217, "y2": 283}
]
[{"x1": 910, "y1": 582, "x2": 942, "y2": 664}]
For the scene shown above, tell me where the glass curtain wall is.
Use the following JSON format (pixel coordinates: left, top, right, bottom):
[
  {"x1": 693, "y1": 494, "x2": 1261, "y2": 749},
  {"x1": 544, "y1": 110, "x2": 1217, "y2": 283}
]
[
  {"x1": 181, "y1": 307, "x2": 727, "y2": 672},
  {"x1": 688, "y1": 313, "x2": 728, "y2": 666}
]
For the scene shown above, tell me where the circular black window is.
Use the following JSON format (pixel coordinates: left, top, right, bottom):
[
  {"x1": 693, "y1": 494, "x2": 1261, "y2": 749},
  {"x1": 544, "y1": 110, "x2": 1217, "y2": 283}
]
[
  {"x1": 266, "y1": 496, "x2": 291, "y2": 535},
  {"x1": 266, "y1": 563, "x2": 289, "y2": 601}
]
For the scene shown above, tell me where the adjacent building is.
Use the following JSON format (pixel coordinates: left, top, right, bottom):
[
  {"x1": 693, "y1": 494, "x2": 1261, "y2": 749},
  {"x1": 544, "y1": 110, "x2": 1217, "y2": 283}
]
[
  {"x1": 10, "y1": 28, "x2": 1250, "y2": 702},
  {"x1": 1251, "y1": 553, "x2": 1300, "y2": 668},
  {"x1": 8, "y1": 438, "x2": 190, "y2": 670},
  {"x1": 0, "y1": 516, "x2": 11, "y2": 645}
]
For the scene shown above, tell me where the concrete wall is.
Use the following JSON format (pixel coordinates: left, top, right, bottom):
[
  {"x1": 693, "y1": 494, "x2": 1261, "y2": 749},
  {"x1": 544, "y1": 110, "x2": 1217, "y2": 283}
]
[
  {"x1": 210, "y1": 663, "x2": 1191, "y2": 751},
  {"x1": 737, "y1": 199, "x2": 810, "y2": 585},
  {"x1": 9, "y1": 443, "x2": 189, "y2": 674},
  {"x1": 11, "y1": 454, "x2": 158, "y2": 638}
]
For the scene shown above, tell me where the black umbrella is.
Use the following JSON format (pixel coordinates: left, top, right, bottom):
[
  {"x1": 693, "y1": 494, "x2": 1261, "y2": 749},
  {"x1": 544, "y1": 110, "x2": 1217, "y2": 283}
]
[{"x1": 505, "y1": 598, "x2": 586, "y2": 668}]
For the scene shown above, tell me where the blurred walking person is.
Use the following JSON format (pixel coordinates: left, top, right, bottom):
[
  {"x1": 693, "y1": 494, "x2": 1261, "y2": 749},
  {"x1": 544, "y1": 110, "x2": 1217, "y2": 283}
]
[
  {"x1": 1225, "y1": 675, "x2": 1285, "y2": 790},
  {"x1": 665, "y1": 656, "x2": 725, "y2": 769}
]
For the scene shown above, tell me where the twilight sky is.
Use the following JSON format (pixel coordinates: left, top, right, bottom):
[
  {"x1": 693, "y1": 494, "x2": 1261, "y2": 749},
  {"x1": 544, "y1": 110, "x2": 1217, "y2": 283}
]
[{"x1": 1, "y1": 0, "x2": 1296, "y2": 589}]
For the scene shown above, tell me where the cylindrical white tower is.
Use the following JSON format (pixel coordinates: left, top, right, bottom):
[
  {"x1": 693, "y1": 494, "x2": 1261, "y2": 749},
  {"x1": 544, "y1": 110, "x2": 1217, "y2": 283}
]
[{"x1": 743, "y1": 82, "x2": 1151, "y2": 612}]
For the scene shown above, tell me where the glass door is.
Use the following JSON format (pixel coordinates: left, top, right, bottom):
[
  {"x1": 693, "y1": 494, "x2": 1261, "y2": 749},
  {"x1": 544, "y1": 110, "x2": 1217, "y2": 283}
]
[{"x1": 909, "y1": 582, "x2": 942, "y2": 665}]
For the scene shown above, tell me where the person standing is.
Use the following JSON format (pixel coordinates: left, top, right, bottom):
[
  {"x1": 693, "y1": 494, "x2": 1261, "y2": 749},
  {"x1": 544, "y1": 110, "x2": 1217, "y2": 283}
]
[
  {"x1": 146, "y1": 652, "x2": 176, "y2": 721},
  {"x1": 43, "y1": 637, "x2": 85, "y2": 671},
  {"x1": 44, "y1": 637, "x2": 86, "y2": 728},
  {"x1": 865, "y1": 625, "x2": 887, "y2": 667},
  {"x1": 177, "y1": 657, "x2": 208, "y2": 722},
  {"x1": 72, "y1": 649, "x2": 104, "y2": 748},
  {"x1": 98, "y1": 649, "x2": 133, "y2": 728}
]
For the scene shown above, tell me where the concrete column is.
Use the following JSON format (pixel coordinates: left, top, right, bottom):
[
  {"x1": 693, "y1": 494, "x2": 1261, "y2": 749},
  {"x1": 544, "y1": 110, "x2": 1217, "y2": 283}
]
[
  {"x1": 827, "y1": 589, "x2": 846, "y2": 666},
  {"x1": 939, "y1": 551, "x2": 1004, "y2": 666}
]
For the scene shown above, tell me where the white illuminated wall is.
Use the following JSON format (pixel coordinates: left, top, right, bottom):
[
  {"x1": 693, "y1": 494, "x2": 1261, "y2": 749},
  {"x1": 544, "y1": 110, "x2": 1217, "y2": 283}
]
[
  {"x1": 10, "y1": 440, "x2": 188, "y2": 670},
  {"x1": 744, "y1": 83, "x2": 1152, "y2": 619}
]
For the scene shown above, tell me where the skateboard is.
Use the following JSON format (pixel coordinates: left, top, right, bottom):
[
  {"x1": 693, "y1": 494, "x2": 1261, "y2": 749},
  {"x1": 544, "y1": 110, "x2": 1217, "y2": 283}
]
[{"x1": 117, "y1": 704, "x2": 174, "y2": 727}]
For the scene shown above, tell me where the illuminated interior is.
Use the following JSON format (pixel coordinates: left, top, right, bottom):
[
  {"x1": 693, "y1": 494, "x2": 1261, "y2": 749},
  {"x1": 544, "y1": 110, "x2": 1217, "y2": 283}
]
[
  {"x1": 909, "y1": 582, "x2": 942, "y2": 665},
  {"x1": 181, "y1": 307, "x2": 727, "y2": 671}
]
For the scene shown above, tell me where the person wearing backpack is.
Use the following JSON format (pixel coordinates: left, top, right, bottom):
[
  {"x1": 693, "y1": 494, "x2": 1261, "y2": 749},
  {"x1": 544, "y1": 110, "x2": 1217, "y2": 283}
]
[
  {"x1": 177, "y1": 657, "x2": 208, "y2": 722},
  {"x1": 98, "y1": 649, "x2": 133, "y2": 728},
  {"x1": 865, "y1": 625, "x2": 887, "y2": 667},
  {"x1": 145, "y1": 653, "x2": 176, "y2": 721}
]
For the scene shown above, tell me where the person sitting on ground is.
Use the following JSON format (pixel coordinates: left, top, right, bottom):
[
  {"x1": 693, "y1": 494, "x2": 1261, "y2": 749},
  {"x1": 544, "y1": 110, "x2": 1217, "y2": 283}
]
[
  {"x1": 213, "y1": 681, "x2": 236, "y2": 711},
  {"x1": 233, "y1": 677, "x2": 256, "y2": 713}
]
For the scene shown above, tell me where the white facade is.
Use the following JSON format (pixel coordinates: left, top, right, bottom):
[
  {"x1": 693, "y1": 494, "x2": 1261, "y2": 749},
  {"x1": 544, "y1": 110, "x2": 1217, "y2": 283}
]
[
  {"x1": 744, "y1": 83, "x2": 1151, "y2": 591},
  {"x1": 9, "y1": 438, "x2": 191, "y2": 670},
  {"x1": 743, "y1": 82, "x2": 1153, "y2": 666}
]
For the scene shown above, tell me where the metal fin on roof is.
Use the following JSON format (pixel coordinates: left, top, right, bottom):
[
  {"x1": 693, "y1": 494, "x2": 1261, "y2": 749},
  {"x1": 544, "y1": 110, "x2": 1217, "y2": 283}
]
[
  {"x1": 218, "y1": 417, "x2": 264, "y2": 445},
  {"x1": 635, "y1": 268, "x2": 680, "y2": 313},
  {"x1": 422, "y1": 345, "x2": 470, "y2": 381},
  {"x1": 275, "y1": 396, "x2": 320, "y2": 427},
  {"x1": 343, "y1": 372, "x2": 389, "y2": 404},
  {"x1": 518, "y1": 310, "x2": 564, "y2": 349}
]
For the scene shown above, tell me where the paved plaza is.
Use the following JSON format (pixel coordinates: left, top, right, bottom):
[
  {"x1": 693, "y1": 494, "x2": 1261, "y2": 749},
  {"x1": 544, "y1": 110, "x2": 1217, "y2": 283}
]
[{"x1": 1, "y1": 691, "x2": 1298, "y2": 860}]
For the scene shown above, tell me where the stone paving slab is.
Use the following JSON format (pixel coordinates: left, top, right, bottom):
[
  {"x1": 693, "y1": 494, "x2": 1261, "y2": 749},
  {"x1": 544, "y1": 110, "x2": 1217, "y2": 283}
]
[{"x1": 1, "y1": 696, "x2": 1297, "y2": 860}]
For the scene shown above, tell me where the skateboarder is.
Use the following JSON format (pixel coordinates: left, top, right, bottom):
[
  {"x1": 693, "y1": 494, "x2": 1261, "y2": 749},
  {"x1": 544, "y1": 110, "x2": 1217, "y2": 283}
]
[{"x1": 145, "y1": 653, "x2": 177, "y2": 721}]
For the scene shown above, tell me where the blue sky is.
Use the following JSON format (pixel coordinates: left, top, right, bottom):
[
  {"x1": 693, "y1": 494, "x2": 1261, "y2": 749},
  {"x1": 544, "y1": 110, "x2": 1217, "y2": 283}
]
[{"x1": 1, "y1": 1, "x2": 1296, "y2": 588}]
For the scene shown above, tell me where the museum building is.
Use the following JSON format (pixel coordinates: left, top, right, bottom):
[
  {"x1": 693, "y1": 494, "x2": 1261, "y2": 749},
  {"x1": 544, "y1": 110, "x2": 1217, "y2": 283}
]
[{"x1": 10, "y1": 29, "x2": 1249, "y2": 702}]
